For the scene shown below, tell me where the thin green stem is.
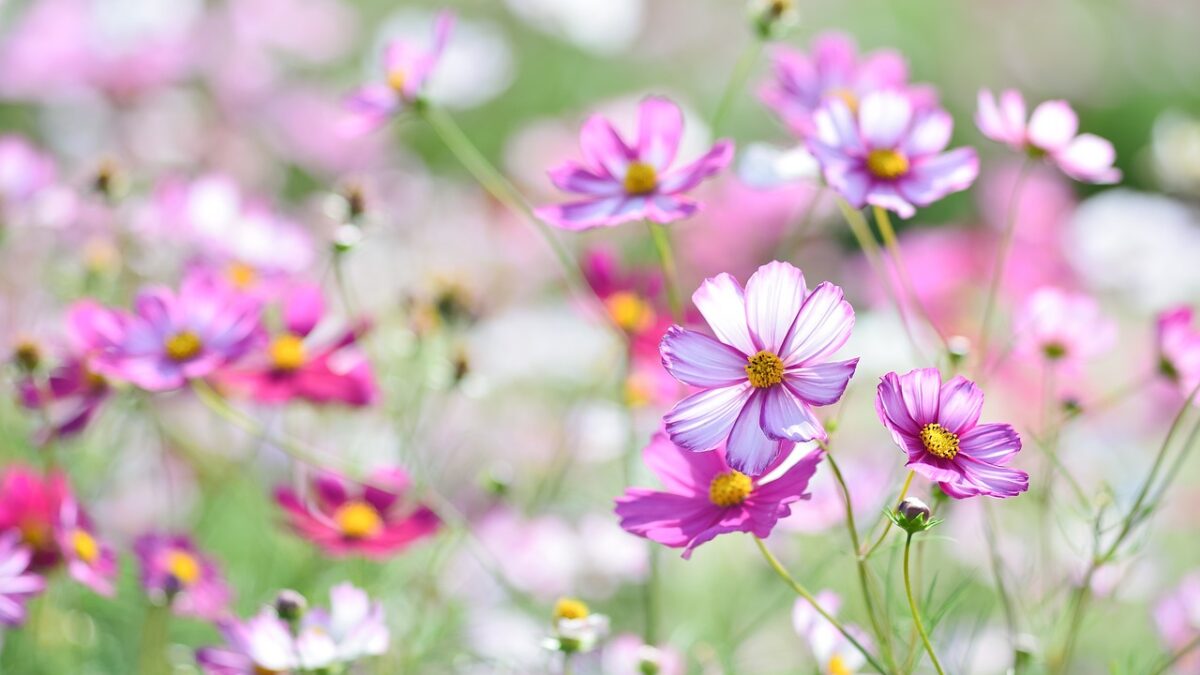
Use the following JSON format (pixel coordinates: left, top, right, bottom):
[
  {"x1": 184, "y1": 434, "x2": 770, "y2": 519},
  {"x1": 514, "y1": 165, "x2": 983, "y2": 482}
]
[
  {"x1": 904, "y1": 533, "x2": 945, "y2": 675},
  {"x1": 863, "y1": 470, "x2": 915, "y2": 558},
  {"x1": 753, "y1": 537, "x2": 888, "y2": 674},
  {"x1": 977, "y1": 161, "x2": 1032, "y2": 375},
  {"x1": 136, "y1": 603, "x2": 170, "y2": 675},
  {"x1": 647, "y1": 221, "x2": 685, "y2": 323},
  {"x1": 711, "y1": 39, "x2": 764, "y2": 136},
  {"x1": 872, "y1": 205, "x2": 951, "y2": 354}
]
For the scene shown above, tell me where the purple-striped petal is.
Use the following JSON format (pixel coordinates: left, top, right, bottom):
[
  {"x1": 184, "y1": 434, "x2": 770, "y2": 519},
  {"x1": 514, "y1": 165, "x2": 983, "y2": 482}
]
[
  {"x1": 579, "y1": 114, "x2": 634, "y2": 179},
  {"x1": 664, "y1": 384, "x2": 752, "y2": 452},
  {"x1": 902, "y1": 108, "x2": 953, "y2": 157},
  {"x1": 779, "y1": 281, "x2": 855, "y2": 366},
  {"x1": 726, "y1": 390, "x2": 785, "y2": 475},
  {"x1": 642, "y1": 432, "x2": 726, "y2": 495},
  {"x1": 744, "y1": 261, "x2": 808, "y2": 354},
  {"x1": 899, "y1": 367, "x2": 941, "y2": 425},
  {"x1": 859, "y1": 91, "x2": 913, "y2": 149},
  {"x1": 897, "y1": 147, "x2": 979, "y2": 211},
  {"x1": 759, "y1": 386, "x2": 825, "y2": 444},
  {"x1": 644, "y1": 194, "x2": 700, "y2": 224},
  {"x1": 785, "y1": 358, "x2": 858, "y2": 406},
  {"x1": 636, "y1": 96, "x2": 684, "y2": 171},
  {"x1": 547, "y1": 162, "x2": 623, "y2": 197},
  {"x1": 958, "y1": 423, "x2": 1021, "y2": 465},
  {"x1": 692, "y1": 273, "x2": 756, "y2": 355},
  {"x1": 660, "y1": 326, "x2": 748, "y2": 388},
  {"x1": 534, "y1": 196, "x2": 645, "y2": 231},
  {"x1": 657, "y1": 140, "x2": 734, "y2": 194},
  {"x1": 937, "y1": 375, "x2": 983, "y2": 435}
]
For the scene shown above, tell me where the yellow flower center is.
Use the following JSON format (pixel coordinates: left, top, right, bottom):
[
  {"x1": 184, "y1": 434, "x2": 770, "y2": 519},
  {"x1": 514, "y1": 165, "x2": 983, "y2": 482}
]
[
  {"x1": 72, "y1": 529, "x2": 99, "y2": 564},
  {"x1": 606, "y1": 291, "x2": 655, "y2": 333},
  {"x1": 866, "y1": 149, "x2": 910, "y2": 179},
  {"x1": 164, "y1": 331, "x2": 203, "y2": 362},
  {"x1": 553, "y1": 597, "x2": 590, "y2": 621},
  {"x1": 745, "y1": 350, "x2": 785, "y2": 388},
  {"x1": 19, "y1": 520, "x2": 50, "y2": 550},
  {"x1": 829, "y1": 654, "x2": 853, "y2": 675},
  {"x1": 919, "y1": 423, "x2": 959, "y2": 460},
  {"x1": 334, "y1": 500, "x2": 383, "y2": 539},
  {"x1": 269, "y1": 334, "x2": 307, "y2": 371},
  {"x1": 623, "y1": 161, "x2": 658, "y2": 195},
  {"x1": 828, "y1": 87, "x2": 859, "y2": 114},
  {"x1": 387, "y1": 69, "x2": 406, "y2": 93},
  {"x1": 709, "y1": 470, "x2": 753, "y2": 507},
  {"x1": 166, "y1": 550, "x2": 202, "y2": 586},
  {"x1": 227, "y1": 262, "x2": 257, "y2": 290}
]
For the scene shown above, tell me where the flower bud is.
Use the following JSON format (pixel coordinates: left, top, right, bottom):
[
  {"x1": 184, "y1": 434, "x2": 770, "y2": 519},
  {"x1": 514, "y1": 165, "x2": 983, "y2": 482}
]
[
  {"x1": 889, "y1": 497, "x2": 941, "y2": 535},
  {"x1": 274, "y1": 589, "x2": 308, "y2": 622}
]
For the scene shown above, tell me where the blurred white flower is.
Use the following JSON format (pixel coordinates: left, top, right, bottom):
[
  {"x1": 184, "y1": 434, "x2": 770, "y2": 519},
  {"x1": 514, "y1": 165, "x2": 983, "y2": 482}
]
[
  {"x1": 737, "y1": 142, "x2": 820, "y2": 189},
  {"x1": 505, "y1": 0, "x2": 644, "y2": 55},
  {"x1": 1151, "y1": 110, "x2": 1200, "y2": 197}
]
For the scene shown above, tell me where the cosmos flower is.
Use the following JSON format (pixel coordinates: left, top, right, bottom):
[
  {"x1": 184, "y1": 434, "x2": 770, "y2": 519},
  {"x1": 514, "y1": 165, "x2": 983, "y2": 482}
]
[
  {"x1": 543, "y1": 597, "x2": 609, "y2": 654},
  {"x1": 340, "y1": 10, "x2": 455, "y2": 136},
  {"x1": 976, "y1": 89, "x2": 1121, "y2": 184},
  {"x1": 0, "y1": 464, "x2": 72, "y2": 568},
  {"x1": 134, "y1": 533, "x2": 233, "y2": 621},
  {"x1": 54, "y1": 497, "x2": 118, "y2": 596},
  {"x1": 660, "y1": 261, "x2": 857, "y2": 475},
  {"x1": 534, "y1": 96, "x2": 734, "y2": 231},
  {"x1": 17, "y1": 352, "x2": 110, "y2": 443},
  {"x1": 759, "y1": 32, "x2": 934, "y2": 138},
  {"x1": 0, "y1": 531, "x2": 46, "y2": 627},
  {"x1": 615, "y1": 432, "x2": 822, "y2": 557},
  {"x1": 196, "y1": 584, "x2": 388, "y2": 674},
  {"x1": 1014, "y1": 287, "x2": 1116, "y2": 366},
  {"x1": 875, "y1": 368, "x2": 1028, "y2": 499},
  {"x1": 218, "y1": 284, "x2": 378, "y2": 406},
  {"x1": 275, "y1": 468, "x2": 439, "y2": 558},
  {"x1": 580, "y1": 246, "x2": 671, "y2": 356},
  {"x1": 793, "y1": 590, "x2": 872, "y2": 675},
  {"x1": 1157, "y1": 306, "x2": 1200, "y2": 400},
  {"x1": 602, "y1": 634, "x2": 685, "y2": 675},
  {"x1": 1154, "y1": 572, "x2": 1200, "y2": 674},
  {"x1": 68, "y1": 273, "x2": 264, "y2": 392},
  {"x1": 808, "y1": 91, "x2": 979, "y2": 218}
]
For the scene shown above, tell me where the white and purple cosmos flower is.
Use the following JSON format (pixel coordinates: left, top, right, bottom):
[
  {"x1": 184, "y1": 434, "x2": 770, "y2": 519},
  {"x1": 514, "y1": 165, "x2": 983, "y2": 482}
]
[
  {"x1": 976, "y1": 89, "x2": 1121, "y2": 184},
  {"x1": 68, "y1": 273, "x2": 263, "y2": 392},
  {"x1": 659, "y1": 261, "x2": 857, "y2": 475},
  {"x1": 875, "y1": 368, "x2": 1029, "y2": 499},
  {"x1": 808, "y1": 91, "x2": 979, "y2": 218},
  {"x1": 535, "y1": 96, "x2": 734, "y2": 231},
  {"x1": 341, "y1": 10, "x2": 455, "y2": 136},
  {"x1": 0, "y1": 531, "x2": 45, "y2": 627}
]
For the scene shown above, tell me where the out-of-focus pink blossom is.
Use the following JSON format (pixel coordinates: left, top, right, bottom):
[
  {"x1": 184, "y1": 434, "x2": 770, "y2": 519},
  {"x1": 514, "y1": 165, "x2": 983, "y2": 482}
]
[
  {"x1": 602, "y1": 634, "x2": 685, "y2": 675},
  {"x1": 793, "y1": 590, "x2": 872, "y2": 675},
  {"x1": 134, "y1": 533, "x2": 233, "y2": 620},
  {"x1": 1014, "y1": 287, "x2": 1116, "y2": 366},
  {"x1": 1154, "y1": 572, "x2": 1200, "y2": 674},
  {"x1": 54, "y1": 498, "x2": 118, "y2": 596},
  {"x1": 0, "y1": 465, "x2": 72, "y2": 569},
  {"x1": 1157, "y1": 306, "x2": 1200, "y2": 401},
  {"x1": 0, "y1": 532, "x2": 46, "y2": 627}
]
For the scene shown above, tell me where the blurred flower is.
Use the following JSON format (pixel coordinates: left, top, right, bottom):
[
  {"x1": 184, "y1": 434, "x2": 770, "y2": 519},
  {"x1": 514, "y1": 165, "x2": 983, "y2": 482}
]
[
  {"x1": 760, "y1": 33, "x2": 934, "y2": 139},
  {"x1": 661, "y1": 261, "x2": 857, "y2": 475},
  {"x1": 1157, "y1": 306, "x2": 1200, "y2": 400},
  {"x1": 340, "y1": 10, "x2": 454, "y2": 136},
  {"x1": 219, "y1": 284, "x2": 378, "y2": 406},
  {"x1": 1151, "y1": 110, "x2": 1200, "y2": 197},
  {"x1": 601, "y1": 633, "x2": 685, "y2": 675},
  {"x1": 68, "y1": 272, "x2": 263, "y2": 391},
  {"x1": 505, "y1": 0, "x2": 643, "y2": 55},
  {"x1": 1014, "y1": 287, "x2": 1116, "y2": 366},
  {"x1": 976, "y1": 90, "x2": 1121, "y2": 184},
  {"x1": 581, "y1": 246, "x2": 670, "y2": 356},
  {"x1": 615, "y1": 432, "x2": 822, "y2": 558},
  {"x1": 535, "y1": 96, "x2": 734, "y2": 231},
  {"x1": 0, "y1": 465, "x2": 72, "y2": 568},
  {"x1": 54, "y1": 497, "x2": 118, "y2": 596},
  {"x1": 196, "y1": 583, "x2": 387, "y2": 673},
  {"x1": 17, "y1": 351, "x2": 111, "y2": 443},
  {"x1": 134, "y1": 533, "x2": 232, "y2": 620},
  {"x1": 875, "y1": 368, "x2": 1028, "y2": 498},
  {"x1": 275, "y1": 468, "x2": 439, "y2": 558},
  {"x1": 0, "y1": 135, "x2": 57, "y2": 207},
  {"x1": 0, "y1": 531, "x2": 46, "y2": 627},
  {"x1": 1154, "y1": 572, "x2": 1200, "y2": 674},
  {"x1": 808, "y1": 92, "x2": 978, "y2": 218},
  {"x1": 793, "y1": 590, "x2": 872, "y2": 675},
  {"x1": 544, "y1": 597, "x2": 609, "y2": 654}
]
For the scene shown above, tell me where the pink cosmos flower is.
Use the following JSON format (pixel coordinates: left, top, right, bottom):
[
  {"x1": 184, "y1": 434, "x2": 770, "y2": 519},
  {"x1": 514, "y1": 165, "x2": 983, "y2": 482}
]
[
  {"x1": 660, "y1": 261, "x2": 857, "y2": 475},
  {"x1": 808, "y1": 91, "x2": 979, "y2": 218},
  {"x1": 581, "y1": 247, "x2": 672, "y2": 359},
  {"x1": 1154, "y1": 572, "x2": 1200, "y2": 674},
  {"x1": 793, "y1": 590, "x2": 872, "y2": 675},
  {"x1": 219, "y1": 285, "x2": 378, "y2": 406},
  {"x1": 18, "y1": 353, "x2": 110, "y2": 443},
  {"x1": 534, "y1": 96, "x2": 734, "y2": 231},
  {"x1": 0, "y1": 465, "x2": 72, "y2": 568},
  {"x1": 340, "y1": 10, "x2": 455, "y2": 137},
  {"x1": 1157, "y1": 306, "x2": 1200, "y2": 400},
  {"x1": 1014, "y1": 287, "x2": 1116, "y2": 365},
  {"x1": 602, "y1": 634, "x2": 685, "y2": 675},
  {"x1": 759, "y1": 32, "x2": 934, "y2": 138},
  {"x1": 54, "y1": 498, "x2": 118, "y2": 596},
  {"x1": 976, "y1": 90, "x2": 1121, "y2": 184},
  {"x1": 875, "y1": 368, "x2": 1029, "y2": 499},
  {"x1": 275, "y1": 468, "x2": 439, "y2": 559},
  {"x1": 0, "y1": 532, "x2": 45, "y2": 627},
  {"x1": 134, "y1": 533, "x2": 232, "y2": 621},
  {"x1": 615, "y1": 432, "x2": 822, "y2": 558},
  {"x1": 68, "y1": 273, "x2": 263, "y2": 392}
]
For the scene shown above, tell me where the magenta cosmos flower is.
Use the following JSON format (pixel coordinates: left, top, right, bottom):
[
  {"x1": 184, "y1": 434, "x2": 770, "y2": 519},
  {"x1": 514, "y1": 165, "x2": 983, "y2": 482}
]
[
  {"x1": 875, "y1": 368, "x2": 1028, "y2": 499},
  {"x1": 54, "y1": 497, "x2": 118, "y2": 596},
  {"x1": 340, "y1": 10, "x2": 455, "y2": 137},
  {"x1": 1015, "y1": 287, "x2": 1116, "y2": 366},
  {"x1": 275, "y1": 468, "x2": 439, "y2": 559},
  {"x1": 976, "y1": 89, "x2": 1121, "y2": 184},
  {"x1": 759, "y1": 32, "x2": 934, "y2": 138},
  {"x1": 1157, "y1": 306, "x2": 1200, "y2": 400},
  {"x1": 660, "y1": 261, "x2": 857, "y2": 475},
  {"x1": 69, "y1": 273, "x2": 263, "y2": 392},
  {"x1": 615, "y1": 432, "x2": 821, "y2": 558},
  {"x1": 219, "y1": 285, "x2": 378, "y2": 406},
  {"x1": 0, "y1": 464, "x2": 71, "y2": 568},
  {"x1": 534, "y1": 96, "x2": 734, "y2": 231},
  {"x1": 808, "y1": 91, "x2": 979, "y2": 218},
  {"x1": 18, "y1": 343, "x2": 111, "y2": 443},
  {"x1": 0, "y1": 531, "x2": 45, "y2": 627},
  {"x1": 134, "y1": 533, "x2": 232, "y2": 620}
]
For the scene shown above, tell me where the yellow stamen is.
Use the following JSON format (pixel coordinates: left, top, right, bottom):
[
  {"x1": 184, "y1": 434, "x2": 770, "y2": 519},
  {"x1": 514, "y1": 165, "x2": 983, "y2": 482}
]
[
  {"x1": 866, "y1": 149, "x2": 910, "y2": 179},
  {"x1": 227, "y1": 262, "x2": 257, "y2": 290},
  {"x1": 553, "y1": 597, "x2": 590, "y2": 621},
  {"x1": 709, "y1": 470, "x2": 753, "y2": 507},
  {"x1": 387, "y1": 69, "x2": 406, "y2": 93},
  {"x1": 269, "y1": 334, "x2": 307, "y2": 371},
  {"x1": 334, "y1": 500, "x2": 383, "y2": 539},
  {"x1": 19, "y1": 520, "x2": 50, "y2": 550},
  {"x1": 828, "y1": 87, "x2": 859, "y2": 114},
  {"x1": 164, "y1": 331, "x2": 203, "y2": 362},
  {"x1": 72, "y1": 529, "x2": 99, "y2": 564},
  {"x1": 623, "y1": 161, "x2": 658, "y2": 195},
  {"x1": 745, "y1": 350, "x2": 785, "y2": 388},
  {"x1": 919, "y1": 423, "x2": 959, "y2": 460},
  {"x1": 605, "y1": 291, "x2": 655, "y2": 333},
  {"x1": 166, "y1": 550, "x2": 202, "y2": 586},
  {"x1": 829, "y1": 654, "x2": 853, "y2": 675}
]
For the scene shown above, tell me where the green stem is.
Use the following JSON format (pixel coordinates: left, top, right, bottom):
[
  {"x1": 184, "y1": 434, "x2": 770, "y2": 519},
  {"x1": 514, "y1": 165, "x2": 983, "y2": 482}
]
[
  {"x1": 1152, "y1": 633, "x2": 1200, "y2": 675},
  {"x1": 753, "y1": 537, "x2": 889, "y2": 674},
  {"x1": 647, "y1": 221, "x2": 684, "y2": 323},
  {"x1": 904, "y1": 533, "x2": 945, "y2": 675},
  {"x1": 136, "y1": 603, "x2": 170, "y2": 675},
  {"x1": 711, "y1": 39, "x2": 764, "y2": 136},
  {"x1": 977, "y1": 161, "x2": 1032, "y2": 375},
  {"x1": 872, "y1": 205, "x2": 951, "y2": 354},
  {"x1": 862, "y1": 470, "x2": 914, "y2": 558}
]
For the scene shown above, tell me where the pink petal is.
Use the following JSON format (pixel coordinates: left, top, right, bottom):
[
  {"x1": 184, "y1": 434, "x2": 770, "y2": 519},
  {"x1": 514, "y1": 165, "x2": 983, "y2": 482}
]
[
  {"x1": 642, "y1": 431, "x2": 726, "y2": 496},
  {"x1": 1027, "y1": 100, "x2": 1079, "y2": 152},
  {"x1": 579, "y1": 114, "x2": 634, "y2": 179},
  {"x1": 779, "y1": 281, "x2": 855, "y2": 366},
  {"x1": 547, "y1": 162, "x2": 623, "y2": 197},
  {"x1": 865, "y1": 182, "x2": 918, "y2": 219},
  {"x1": 975, "y1": 89, "x2": 1008, "y2": 143},
  {"x1": 859, "y1": 91, "x2": 913, "y2": 149},
  {"x1": 812, "y1": 101, "x2": 863, "y2": 152},
  {"x1": 692, "y1": 273, "x2": 756, "y2": 355},
  {"x1": 644, "y1": 194, "x2": 701, "y2": 224},
  {"x1": 636, "y1": 96, "x2": 684, "y2": 171},
  {"x1": 759, "y1": 386, "x2": 825, "y2": 444},
  {"x1": 664, "y1": 384, "x2": 752, "y2": 452},
  {"x1": 284, "y1": 285, "x2": 324, "y2": 337},
  {"x1": 753, "y1": 447, "x2": 823, "y2": 504},
  {"x1": 785, "y1": 358, "x2": 858, "y2": 406},
  {"x1": 999, "y1": 89, "x2": 1028, "y2": 139},
  {"x1": 744, "y1": 261, "x2": 808, "y2": 354},
  {"x1": 903, "y1": 108, "x2": 953, "y2": 157},
  {"x1": 897, "y1": 146, "x2": 979, "y2": 211},
  {"x1": 1054, "y1": 133, "x2": 1121, "y2": 184},
  {"x1": 340, "y1": 85, "x2": 399, "y2": 138},
  {"x1": 958, "y1": 423, "x2": 1021, "y2": 465},
  {"x1": 947, "y1": 455, "x2": 1029, "y2": 498},
  {"x1": 534, "y1": 196, "x2": 645, "y2": 231},
  {"x1": 727, "y1": 390, "x2": 787, "y2": 475},
  {"x1": 660, "y1": 326, "x2": 749, "y2": 388},
  {"x1": 656, "y1": 140, "x2": 734, "y2": 194},
  {"x1": 936, "y1": 375, "x2": 983, "y2": 435},
  {"x1": 898, "y1": 367, "x2": 941, "y2": 425}
]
